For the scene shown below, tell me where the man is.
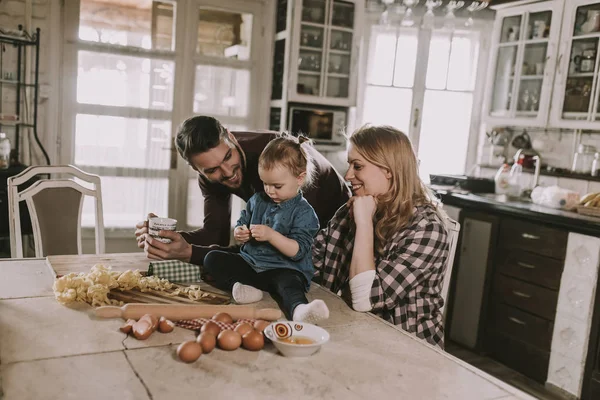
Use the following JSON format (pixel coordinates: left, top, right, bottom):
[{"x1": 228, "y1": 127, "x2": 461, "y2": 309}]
[{"x1": 135, "y1": 115, "x2": 351, "y2": 264}]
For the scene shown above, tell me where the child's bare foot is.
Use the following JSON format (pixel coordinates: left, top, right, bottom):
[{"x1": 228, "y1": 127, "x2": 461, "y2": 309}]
[{"x1": 232, "y1": 282, "x2": 263, "y2": 304}]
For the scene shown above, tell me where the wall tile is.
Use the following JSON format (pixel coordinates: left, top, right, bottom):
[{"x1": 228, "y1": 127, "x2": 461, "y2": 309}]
[
  {"x1": 549, "y1": 233, "x2": 600, "y2": 397},
  {"x1": 547, "y1": 352, "x2": 585, "y2": 397},
  {"x1": 557, "y1": 178, "x2": 589, "y2": 197}
]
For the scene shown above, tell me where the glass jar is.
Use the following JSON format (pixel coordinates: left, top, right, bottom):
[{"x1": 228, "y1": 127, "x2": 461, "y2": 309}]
[
  {"x1": 0, "y1": 132, "x2": 11, "y2": 169},
  {"x1": 592, "y1": 152, "x2": 600, "y2": 177}
]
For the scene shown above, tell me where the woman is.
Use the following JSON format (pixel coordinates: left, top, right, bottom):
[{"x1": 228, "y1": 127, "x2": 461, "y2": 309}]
[{"x1": 313, "y1": 125, "x2": 449, "y2": 348}]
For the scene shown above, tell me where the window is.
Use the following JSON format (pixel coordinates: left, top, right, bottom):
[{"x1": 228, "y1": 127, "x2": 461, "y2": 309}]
[
  {"x1": 63, "y1": 0, "x2": 271, "y2": 232},
  {"x1": 361, "y1": 23, "x2": 486, "y2": 176}
]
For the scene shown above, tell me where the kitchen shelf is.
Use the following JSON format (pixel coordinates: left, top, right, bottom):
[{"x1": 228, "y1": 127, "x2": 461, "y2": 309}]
[
  {"x1": 520, "y1": 75, "x2": 544, "y2": 80},
  {"x1": 329, "y1": 49, "x2": 351, "y2": 55},
  {"x1": 568, "y1": 72, "x2": 595, "y2": 78},
  {"x1": 300, "y1": 45, "x2": 323, "y2": 52}
]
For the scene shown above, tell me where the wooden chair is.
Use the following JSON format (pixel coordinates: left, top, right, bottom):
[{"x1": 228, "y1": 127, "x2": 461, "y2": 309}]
[
  {"x1": 440, "y1": 217, "x2": 461, "y2": 323},
  {"x1": 8, "y1": 165, "x2": 105, "y2": 258}
]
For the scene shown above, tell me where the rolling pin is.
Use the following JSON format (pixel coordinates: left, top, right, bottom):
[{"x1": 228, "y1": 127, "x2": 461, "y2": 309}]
[{"x1": 95, "y1": 303, "x2": 282, "y2": 321}]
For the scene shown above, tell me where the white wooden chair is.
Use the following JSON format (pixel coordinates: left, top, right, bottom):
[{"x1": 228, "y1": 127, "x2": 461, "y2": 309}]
[
  {"x1": 440, "y1": 218, "x2": 461, "y2": 323},
  {"x1": 8, "y1": 165, "x2": 105, "y2": 258}
]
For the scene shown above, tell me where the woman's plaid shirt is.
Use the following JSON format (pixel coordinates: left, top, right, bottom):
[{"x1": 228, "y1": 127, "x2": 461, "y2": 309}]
[{"x1": 313, "y1": 202, "x2": 449, "y2": 348}]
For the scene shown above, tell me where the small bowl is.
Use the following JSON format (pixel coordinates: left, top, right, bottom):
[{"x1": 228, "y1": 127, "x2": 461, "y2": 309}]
[{"x1": 263, "y1": 321, "x2": 329, "y2": 357}]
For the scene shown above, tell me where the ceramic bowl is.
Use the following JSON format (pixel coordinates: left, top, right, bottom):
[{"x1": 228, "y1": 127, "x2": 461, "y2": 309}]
[{"x1": 264, "y1": 321, "x2": 329, "y2": 357}]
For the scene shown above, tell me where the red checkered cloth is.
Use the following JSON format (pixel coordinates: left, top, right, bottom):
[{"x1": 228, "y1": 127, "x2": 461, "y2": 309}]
[{"x1": 176, "y1": 318, "x2": 256, "y2": 331}]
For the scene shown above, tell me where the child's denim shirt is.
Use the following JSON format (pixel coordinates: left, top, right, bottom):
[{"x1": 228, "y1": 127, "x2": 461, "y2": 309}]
[{"x1": 236, "y1": 191, "x2": 319, "y2": 289}]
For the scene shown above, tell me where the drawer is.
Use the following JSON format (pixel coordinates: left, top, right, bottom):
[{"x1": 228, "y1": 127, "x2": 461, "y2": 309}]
[
  {"x1": 496, "y1": 249, "x2": 563, "y2": 290},
  {"x1": 492, "y1": 274, "x2": 559, "y2": 321},
  {"x1": 499, "y1": 218, "x2": 567, "y2": 260},
  {"x1": 485, "y1": 331, "x2": 550, "y2": 383},
  {"x1": 487, "y1": 301, "x2": 554, "y2": 351}
]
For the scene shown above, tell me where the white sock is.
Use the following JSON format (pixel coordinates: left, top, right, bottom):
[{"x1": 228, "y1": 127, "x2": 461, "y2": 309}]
[
  {"x1": 232, "y1": 282, "x2": 263, "y2": 304},
  {"x1": 292, "y1": 299, "x2": 329, "y2": 324}
]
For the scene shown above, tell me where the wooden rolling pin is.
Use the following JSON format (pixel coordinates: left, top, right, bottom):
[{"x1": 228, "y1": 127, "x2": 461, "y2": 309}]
[{"x1": 95, "y1": 303, "x2": 282, "y2": 321}]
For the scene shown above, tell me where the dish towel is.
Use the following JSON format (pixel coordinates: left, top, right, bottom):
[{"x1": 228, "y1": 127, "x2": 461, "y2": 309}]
[{"x1": 147, "y1": 260, "x2": 201, "y2": 283}]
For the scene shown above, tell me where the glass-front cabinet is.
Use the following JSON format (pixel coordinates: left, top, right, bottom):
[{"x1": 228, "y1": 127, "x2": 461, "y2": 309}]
[
  {"x1": 551, "y1": 0, "x2": 600, "y2": 129},
  {"x1": 485, "y1": 1, "x2": 561, "y2": 127},
  {"x1": 291, "y1": 0, "x2": 360, "y2": 106}
]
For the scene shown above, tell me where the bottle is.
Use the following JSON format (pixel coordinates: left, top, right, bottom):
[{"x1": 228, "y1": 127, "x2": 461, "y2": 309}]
[
  {"x1": 0, "y1": 132, "x2": 11, "y2": 169},
  {"x1": 508, "y1": 161, "x2": 523, "y2": 198},
  {"x1": 494, "y1": 163, "x2": 511, "y2": 195}
]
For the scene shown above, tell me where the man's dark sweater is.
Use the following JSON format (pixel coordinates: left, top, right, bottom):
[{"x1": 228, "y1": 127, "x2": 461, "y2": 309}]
[{"x1": 180, "y1": 131, "x2": 351, "y2": 265}]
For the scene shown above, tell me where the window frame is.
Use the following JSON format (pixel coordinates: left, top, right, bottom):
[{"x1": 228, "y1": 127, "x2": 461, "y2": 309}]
[
  {"x1": 60, "y1": 0, "x2": 274, "y2": 235},
  {"x1": 356, "y1": 14, "x2": 493, "y2": 175}
]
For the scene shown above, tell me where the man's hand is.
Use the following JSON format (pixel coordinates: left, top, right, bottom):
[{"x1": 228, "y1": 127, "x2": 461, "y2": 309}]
[
  {"x1": 234, "y1": 225, "x2": 251, "y2": 243},
  {"x1": 351, "y1": 196, "x2": 377, "y2": 227},
  {"x1": 249, "y1": 224, "x2": 274, "y2": 242},
  {"x1": 135, "y1": 213, "x2": 157, "y2": 249},
  {"x1": 144, "y1": 230, "x2": 192, "y2": 262}
]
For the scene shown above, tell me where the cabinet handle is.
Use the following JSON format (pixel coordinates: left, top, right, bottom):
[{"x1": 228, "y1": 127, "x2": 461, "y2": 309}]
[
  {"x1": 413, "y1": 107, "x2": 420, "y2": 128},
  {"x1": 516, "y1": 261, "x2": 536, "y2": 269},
  {"x1": 521, "y1": 233, "x2": 540, "y2": 240},
  {"x1": 556, "y1": 53, "x2": 564, "y2": 75},
  {"x1": 512, "y1": 290, "x2": 532, "y2": 299},
  {"x1": 509, "y1": 316, "x2": 526, "y2": 326}
]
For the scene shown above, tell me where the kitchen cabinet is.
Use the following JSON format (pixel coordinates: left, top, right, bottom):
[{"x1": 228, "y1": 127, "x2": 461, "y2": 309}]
[
  {"x1": 484, "y1": 218, "x2": 567, "y2": 383},
  {"x1": 270, "y1": 0, "x2": 363, "y2": 108},
  {"x1": 483, "y1": 0, "x2": 563, "y2": 127},
  {"x1": 550, "y1": 0, "x2": 600, "y2": 129},
  {"x1": 448, "y1": 211, "x2": 499, "y2": 350}
]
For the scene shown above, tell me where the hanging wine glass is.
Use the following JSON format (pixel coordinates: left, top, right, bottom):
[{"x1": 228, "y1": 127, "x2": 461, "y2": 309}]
[
  {"x1": 465, "y1": 1, "x2": 488, "y2": 28},
  {"x1": 422, "y1": 0, "x2": 442, "y2": 29},
  {"x1": 401, "y1": 0, "x2": 419, "y2": 27},
  {"x1": 443, "y1": 1, "x2": 465, "y2": 31}
]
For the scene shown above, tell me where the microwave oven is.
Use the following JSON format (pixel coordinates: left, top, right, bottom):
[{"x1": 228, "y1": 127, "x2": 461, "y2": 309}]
[{"x1": 288, "y1": 106, "x2": 347, "y2": 147}]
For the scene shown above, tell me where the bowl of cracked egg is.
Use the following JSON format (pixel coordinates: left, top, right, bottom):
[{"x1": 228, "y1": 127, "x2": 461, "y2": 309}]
[{"x1": 263, "y1": 321, "x2": 329, "y2": 357}]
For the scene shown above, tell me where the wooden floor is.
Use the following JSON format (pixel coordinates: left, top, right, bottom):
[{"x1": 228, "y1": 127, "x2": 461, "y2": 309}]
[{"x1": 446, "y1": 341, "x2": 568, "y2": 400}]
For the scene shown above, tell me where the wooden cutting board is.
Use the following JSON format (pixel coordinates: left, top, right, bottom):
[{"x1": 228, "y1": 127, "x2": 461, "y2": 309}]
[{"x1": 46, "y1": 252, "x2": 231, "y2": 305}]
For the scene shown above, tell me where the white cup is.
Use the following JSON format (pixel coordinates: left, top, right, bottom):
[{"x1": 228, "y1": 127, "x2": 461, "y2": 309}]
[{"x1": 148, "y1": 217, "x2": 177, "y2": 244}]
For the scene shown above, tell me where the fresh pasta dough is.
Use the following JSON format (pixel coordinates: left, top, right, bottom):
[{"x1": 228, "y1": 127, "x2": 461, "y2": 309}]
[{"x1": 53, "y1": 264, "x2": 209, "y2": 306}]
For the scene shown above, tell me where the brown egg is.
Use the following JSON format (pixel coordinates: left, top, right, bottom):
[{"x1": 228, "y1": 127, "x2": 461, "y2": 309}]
[
  {"x1": 201, "y1": 321, "x2": 221, "y2": 337},
  {"x1": 120, "y1": 319, "x2": 136, "y2": 334},
  {"x1": 253, "y1": 320, "x2": 270, "y2": 333},
  {"x1": 242, "y1": 330, "x2": 265, "y2": 351},
  {"x1": 158, "y1": 317, "x2": 175, "y2": 333},
  {"x1": 196, "y1": 332, "x2": 217, "y2": 354},
  {"x1": 217, "y1": 330, "x2": 242, "y2": 351},
  {"x1": 177, "y1": 340, "x2": 202, "y2": 363},
  {"x1": 234, "y1": 322, "x2": 254, "y2": 337},
  {"x1": 212, "y1": 312, "x2": 233, "y2": 324}
]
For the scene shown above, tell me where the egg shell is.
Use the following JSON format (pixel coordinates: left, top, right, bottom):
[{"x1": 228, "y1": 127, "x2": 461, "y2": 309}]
[
  {"x1": 217, "y1": 330, "x2": 242, "y2": 351},
  {"x1": 234, "y1": 322, "x2": 254, "y2": 337},
  {"x1": 139, "y1": 314, "x2": 159, "y2": 331},
  {"x1": 196, "y1": 332, "x2": 217, "y2": 353},
  {"x1": 177, "y1": 341, "x2": 202, "y2": 363},
  {"x1": 201, "y1": 321, "x2": 221, "y2": 337},
  {"x1": 212, "y1": 312, "x2": 234, "y2": 324},
  {"x1": 132, "y1": 319, "x2": 154, "y2": 340},
  {"x1": 253, "y1": 320, "x2": 270, "y2": 332},
  {"x1": 242, "y1": 330, "x2": 264, "y2": 351},
  {"x1": 120, "y1": 319, "x2": 136, "y2": 334},
  {"x1": 158, "y1": 317, "x2": 175, "y2": 333}
]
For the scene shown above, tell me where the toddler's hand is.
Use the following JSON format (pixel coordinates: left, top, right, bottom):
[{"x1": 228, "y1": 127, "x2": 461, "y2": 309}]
[
  {"x1": 249, "y1": 224, "x2": 273, "y2": 242},
  {"x1": 234, "y1": 225, "x2": 251, "y2": 243}
]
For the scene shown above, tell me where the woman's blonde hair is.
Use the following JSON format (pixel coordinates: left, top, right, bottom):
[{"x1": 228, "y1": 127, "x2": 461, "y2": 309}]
[
  {"x1": 349, "y1": 124, "x2": 438, "y2": 255},
  {"x1": 259, "y1": 133, "x2": 315, "y2": 189}
]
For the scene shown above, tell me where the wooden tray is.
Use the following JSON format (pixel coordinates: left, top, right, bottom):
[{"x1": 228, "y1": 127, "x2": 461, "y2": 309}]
[
  {"x1": 577, "y1": 206, "x2": 600, "y2": 218},
  {"x1": 46, "y1": 252, "x2": 231, "y2": 305}
]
